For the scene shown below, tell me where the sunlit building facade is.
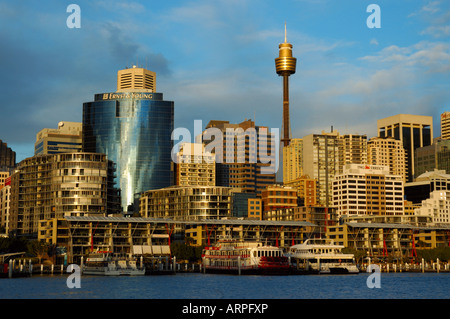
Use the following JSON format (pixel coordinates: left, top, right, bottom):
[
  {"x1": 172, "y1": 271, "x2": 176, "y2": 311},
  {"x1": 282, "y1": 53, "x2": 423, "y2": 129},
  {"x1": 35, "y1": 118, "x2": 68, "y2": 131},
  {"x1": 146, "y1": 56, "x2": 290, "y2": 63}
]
[{"x1": 139, "y1": 186, "x2": 233, "y2": 220}]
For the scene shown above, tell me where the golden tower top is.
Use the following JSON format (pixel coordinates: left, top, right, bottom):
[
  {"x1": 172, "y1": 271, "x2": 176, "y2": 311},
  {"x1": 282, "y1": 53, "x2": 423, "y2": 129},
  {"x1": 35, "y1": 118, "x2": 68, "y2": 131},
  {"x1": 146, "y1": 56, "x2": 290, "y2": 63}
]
[{"x1": 275, "y1": 23, "x2": 296, "y2": 76}]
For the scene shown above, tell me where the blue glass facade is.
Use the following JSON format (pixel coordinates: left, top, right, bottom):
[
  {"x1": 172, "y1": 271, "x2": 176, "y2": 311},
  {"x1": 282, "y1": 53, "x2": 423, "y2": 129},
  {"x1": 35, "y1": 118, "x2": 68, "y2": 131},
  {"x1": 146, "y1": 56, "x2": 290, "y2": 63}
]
[{"x1": 83, "y1": 92, "x2": 174, "y2": 211}]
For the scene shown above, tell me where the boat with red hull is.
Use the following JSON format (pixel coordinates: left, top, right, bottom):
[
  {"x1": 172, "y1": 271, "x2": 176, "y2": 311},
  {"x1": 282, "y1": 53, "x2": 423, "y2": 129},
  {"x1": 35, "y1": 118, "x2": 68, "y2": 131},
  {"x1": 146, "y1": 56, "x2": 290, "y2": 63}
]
[{"x1": 202, "y1": 239, "x2": 290, "y2": 275}]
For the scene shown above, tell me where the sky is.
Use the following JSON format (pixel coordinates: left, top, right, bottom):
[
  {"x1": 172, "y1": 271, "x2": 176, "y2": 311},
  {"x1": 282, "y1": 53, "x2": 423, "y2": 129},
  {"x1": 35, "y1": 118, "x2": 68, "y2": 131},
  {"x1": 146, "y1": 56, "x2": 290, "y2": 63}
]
[{"x1": 0, "y1": 0, "x2": 449, "y2": 163}]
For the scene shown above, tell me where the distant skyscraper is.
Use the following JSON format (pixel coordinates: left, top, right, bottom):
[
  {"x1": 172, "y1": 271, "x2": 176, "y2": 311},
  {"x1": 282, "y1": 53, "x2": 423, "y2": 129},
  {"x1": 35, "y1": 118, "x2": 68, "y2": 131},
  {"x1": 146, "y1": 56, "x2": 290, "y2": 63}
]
[
  {"x1": 83, "y1": 66, "x2": 174, "y2": 211},
  {"x1": 203, "y1": 119, "x2": 276, "y2": 193},
  {"x1": 0, "y1": 140, "x2": 15, "y2": 171},
  {"x1": 302, "y1": 129, "x2": 366, "y2": 207},
  {"x1": 35, "y1": 121, "x2": 82, "y2": 155},
  {"x1": 377, "y1": 114, "x2": 433, "y2": 182},
  {"x1": 275, "y1": 23, "x2": 296, "y2": 148}
]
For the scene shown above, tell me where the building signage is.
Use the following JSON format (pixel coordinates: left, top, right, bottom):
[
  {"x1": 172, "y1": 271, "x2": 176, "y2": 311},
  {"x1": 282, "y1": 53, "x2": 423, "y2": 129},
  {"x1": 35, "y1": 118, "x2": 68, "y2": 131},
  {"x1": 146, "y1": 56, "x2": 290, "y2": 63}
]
[
  {"x1": 355, "y1": 164, "x2": 385, "y2": 171},
  {"x1": 101, "y1": 92, "x2": 154, "y2": 100}
]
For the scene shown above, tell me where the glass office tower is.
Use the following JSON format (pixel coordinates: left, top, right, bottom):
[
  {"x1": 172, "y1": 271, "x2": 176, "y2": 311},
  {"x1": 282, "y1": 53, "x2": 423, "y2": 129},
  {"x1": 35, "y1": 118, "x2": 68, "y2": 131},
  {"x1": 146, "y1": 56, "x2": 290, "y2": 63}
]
[{"x1": 83, "y1": 67, "x2": 174, "y2": 212}]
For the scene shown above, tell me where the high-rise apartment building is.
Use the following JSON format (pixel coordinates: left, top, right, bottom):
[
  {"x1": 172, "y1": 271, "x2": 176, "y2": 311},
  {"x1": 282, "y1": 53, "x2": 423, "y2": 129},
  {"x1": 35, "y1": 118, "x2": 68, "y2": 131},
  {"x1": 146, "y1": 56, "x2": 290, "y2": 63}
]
[
  {"x1": 368, "y1": 136, "x2": 407, "y2": 182},
  {"x1": 9, "y1": 153, "x2": 121, "y2": 235},
  {"x1": 302, "y1": 131, "x2": 340, "y2": 207},
  {"x1": 338, "y1": 134, "x2": 367, "y2": 171},
  {"x1": 378, "y1": 114, "x2": 433, "y2": 182},
  {"x1": 203, "y1": 119, "x2": 276, "y2": 193},
  {"x1": 302, "y1": 130, "x2": 367, "y2": 207},
  {"x1": 333, "y1": 164, "x2": 404, "y2": 217},
  {"x1": 35, "y1": 121, "x2": 82, "y2": 155},
  {"x1": 174, "y1": 143, "x2": 215, "y2": 186},
  {"x1": 283, "y1": 138, "x2": 302, "y2": 183},
  {"x1": 83, "y1": 66, "x2": 174, "y2": 211},
  {"x1": 0, "y1": 140, "x2": 15, "y2": 171},
  {"x1": 441, "y1": 112, "x2": 450, "y2": 139}
]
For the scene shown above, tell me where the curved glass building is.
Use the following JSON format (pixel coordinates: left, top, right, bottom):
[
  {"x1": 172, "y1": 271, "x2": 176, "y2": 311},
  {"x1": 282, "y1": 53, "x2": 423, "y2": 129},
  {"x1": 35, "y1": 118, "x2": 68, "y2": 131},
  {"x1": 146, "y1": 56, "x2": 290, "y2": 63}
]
[{"x1": 82, "y1": 67, "x2": 174, "y2": 212}]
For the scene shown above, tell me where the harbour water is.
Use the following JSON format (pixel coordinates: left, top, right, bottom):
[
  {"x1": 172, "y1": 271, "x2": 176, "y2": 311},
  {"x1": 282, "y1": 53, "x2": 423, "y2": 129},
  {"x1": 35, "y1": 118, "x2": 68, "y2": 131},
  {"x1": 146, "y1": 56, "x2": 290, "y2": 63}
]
[{"x1": 1, "y1": 272, "x2": 449, "y2": 299}]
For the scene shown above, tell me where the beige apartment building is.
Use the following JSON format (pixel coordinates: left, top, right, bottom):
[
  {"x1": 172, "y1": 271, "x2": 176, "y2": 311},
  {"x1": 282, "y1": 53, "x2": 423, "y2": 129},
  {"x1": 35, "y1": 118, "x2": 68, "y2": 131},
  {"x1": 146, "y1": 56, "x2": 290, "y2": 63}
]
[
  {"x1": 139, "y1": 186, "x2": 234, "y2": 220},
  {"x1": 333, "y1": 164, "x2": 404, "y2": 217},
  {"x1": 174, "y1": 143, "x2": 215, "y2": 187},
  {"x1": 368, "y1": 136, "x2": 407, "y2": 182},
  {"x1": 339, "y1": 134, "x2": 367, "y2": 170}
]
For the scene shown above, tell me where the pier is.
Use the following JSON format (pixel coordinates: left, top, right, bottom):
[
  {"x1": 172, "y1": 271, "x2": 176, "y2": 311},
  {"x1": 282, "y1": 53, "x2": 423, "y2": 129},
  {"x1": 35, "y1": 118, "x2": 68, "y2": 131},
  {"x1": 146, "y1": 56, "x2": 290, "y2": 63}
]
[{"x1": 360, "y1": 258, "x2": 450, "y2": 273}]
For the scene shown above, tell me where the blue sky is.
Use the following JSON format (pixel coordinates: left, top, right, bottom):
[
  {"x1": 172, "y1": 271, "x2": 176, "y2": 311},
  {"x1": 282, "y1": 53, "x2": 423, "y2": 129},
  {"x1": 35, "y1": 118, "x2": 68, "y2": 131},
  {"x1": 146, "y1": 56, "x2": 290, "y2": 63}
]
[{"x1": 0, "y1": 0, "x2": 449, "y2": 162}]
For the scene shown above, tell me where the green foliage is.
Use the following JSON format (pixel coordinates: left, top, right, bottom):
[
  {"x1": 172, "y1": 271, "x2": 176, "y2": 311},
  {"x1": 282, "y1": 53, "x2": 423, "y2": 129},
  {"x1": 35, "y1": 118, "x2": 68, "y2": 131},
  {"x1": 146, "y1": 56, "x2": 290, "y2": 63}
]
[
  {"x1": 170, "y1": 242, "x2": 203, "y2": 263},
  {"x1": 417, "y1": 247, "x2": 450, "y2": 262},
  {"x1": 27, "y1": 240, "x2": 49, "y2": 262},
  {"x1": 342, "y1": 247, "x2": 366, "y2": 264}
]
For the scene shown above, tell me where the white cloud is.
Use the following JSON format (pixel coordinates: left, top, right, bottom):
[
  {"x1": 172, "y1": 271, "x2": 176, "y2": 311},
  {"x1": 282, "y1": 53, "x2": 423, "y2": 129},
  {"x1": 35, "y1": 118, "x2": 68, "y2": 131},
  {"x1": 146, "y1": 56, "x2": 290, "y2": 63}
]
[
  {"x1": 360, "y1": 41, "x2": 450, "y2": 73},
  {"x1": 421, "y1": 25, "x2": 450, "y2": 38}
]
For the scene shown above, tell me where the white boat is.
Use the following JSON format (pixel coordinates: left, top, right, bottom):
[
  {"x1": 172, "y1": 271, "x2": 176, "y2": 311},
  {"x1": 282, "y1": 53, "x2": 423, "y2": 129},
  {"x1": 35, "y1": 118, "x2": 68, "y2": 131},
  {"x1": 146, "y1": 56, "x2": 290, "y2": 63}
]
[
  {"x1": 202, "y1": 238, "x2": 290, "y2": 275},
  {"x1": 288, "y1": 239, "x2": 359, "y2": 274},
  {"x1": 82, "y1": 251, "x2": 146, "y2": 276}
]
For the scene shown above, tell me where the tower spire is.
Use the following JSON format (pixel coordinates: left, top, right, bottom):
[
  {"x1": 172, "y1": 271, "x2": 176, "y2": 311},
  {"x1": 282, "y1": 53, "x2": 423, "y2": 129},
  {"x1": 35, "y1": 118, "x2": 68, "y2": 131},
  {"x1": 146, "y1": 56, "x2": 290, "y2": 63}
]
[{"x1": 284, "y1": 22, "x2": 287, "y2": 43}]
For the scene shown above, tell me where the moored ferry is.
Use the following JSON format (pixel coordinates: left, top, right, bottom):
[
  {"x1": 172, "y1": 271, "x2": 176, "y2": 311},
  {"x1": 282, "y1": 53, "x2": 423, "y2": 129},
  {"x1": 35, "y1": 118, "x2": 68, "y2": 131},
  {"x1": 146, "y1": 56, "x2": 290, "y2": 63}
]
[
  {"x1": 82, "y1": 250, "x2": 145, "y2": 276},
  {"x1": 288, "y1": 239, "x2": 359, "y2": 274},
  {"x1": 201, "y1": 239, "x2": 290, "y2": 275}
]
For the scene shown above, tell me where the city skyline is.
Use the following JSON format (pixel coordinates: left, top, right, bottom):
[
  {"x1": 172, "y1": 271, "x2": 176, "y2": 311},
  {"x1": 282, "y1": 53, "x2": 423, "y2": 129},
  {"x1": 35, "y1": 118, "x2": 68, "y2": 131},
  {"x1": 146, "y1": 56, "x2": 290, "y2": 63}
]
[{"x1": 1, "y1": 0, "x2": 449, "y2": 162}]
